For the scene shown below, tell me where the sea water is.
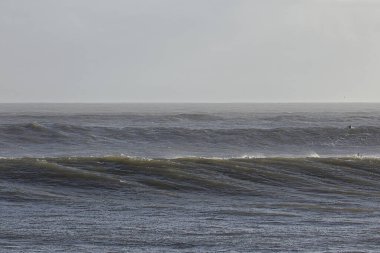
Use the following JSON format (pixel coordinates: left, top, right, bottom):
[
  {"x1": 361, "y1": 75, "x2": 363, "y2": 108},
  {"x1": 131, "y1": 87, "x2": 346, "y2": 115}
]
[{"x1": 1, "y1": 103, "x2": 380, "y2": 252}]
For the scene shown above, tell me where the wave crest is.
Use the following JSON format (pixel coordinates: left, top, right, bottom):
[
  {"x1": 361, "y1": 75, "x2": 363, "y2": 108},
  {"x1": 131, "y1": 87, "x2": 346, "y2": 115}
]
[{"x1": 1, "y1": 156, "x2": 380, "y2": 199}]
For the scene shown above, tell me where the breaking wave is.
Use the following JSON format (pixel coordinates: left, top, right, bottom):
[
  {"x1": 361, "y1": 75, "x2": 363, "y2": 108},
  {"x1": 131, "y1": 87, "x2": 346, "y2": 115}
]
[{"x1": 1, "y1": 156, "x2": 380, "y2": 201}]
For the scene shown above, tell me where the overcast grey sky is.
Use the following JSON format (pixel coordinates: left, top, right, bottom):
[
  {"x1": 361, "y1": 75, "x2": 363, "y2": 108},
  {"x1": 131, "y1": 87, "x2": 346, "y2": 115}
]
[{"x1": 0, "y1": 0, "x2": 379, "y2": 102}]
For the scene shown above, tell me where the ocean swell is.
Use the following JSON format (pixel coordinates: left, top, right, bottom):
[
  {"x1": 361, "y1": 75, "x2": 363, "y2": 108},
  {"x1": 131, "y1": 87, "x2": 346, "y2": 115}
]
[
  {"x1": 1, "y1": 156, "x2": 380, "y2": 201},
  {"x1": 1, "y1": 123, "x2": 380, "y2": 148}
]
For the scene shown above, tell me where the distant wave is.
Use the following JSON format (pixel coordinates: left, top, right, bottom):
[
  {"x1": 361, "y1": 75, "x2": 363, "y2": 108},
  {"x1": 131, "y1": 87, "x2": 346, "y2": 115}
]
[
  {"x1": 1, "y1": 156, "x2": 380, "y2": 201},
  {"x1": 1, "y1": 123, "x2": 380, "y2": 146}
]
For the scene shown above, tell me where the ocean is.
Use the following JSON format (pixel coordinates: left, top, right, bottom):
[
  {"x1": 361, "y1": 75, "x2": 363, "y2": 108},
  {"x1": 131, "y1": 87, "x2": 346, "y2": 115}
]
[{"x1": 1, "y1": 103, "x2": 380, "y2": 252}]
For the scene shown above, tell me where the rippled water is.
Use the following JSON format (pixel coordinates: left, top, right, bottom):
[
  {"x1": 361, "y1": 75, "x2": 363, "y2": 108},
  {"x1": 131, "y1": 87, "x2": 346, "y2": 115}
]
[{"x1": 1, "y1": 103, "x2": 380, "y2": 252}]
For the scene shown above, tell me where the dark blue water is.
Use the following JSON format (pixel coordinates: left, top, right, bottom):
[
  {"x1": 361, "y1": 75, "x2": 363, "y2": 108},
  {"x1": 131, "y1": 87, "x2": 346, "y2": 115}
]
[{"x1": 1, "y1": 103, "x2": 380, "y2": 252}]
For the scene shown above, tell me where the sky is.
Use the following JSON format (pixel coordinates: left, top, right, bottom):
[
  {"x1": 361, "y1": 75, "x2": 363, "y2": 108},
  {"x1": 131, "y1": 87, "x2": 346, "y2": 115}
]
[{"x1": 0, "y1": 0, "x2": 380, "y2": 103}]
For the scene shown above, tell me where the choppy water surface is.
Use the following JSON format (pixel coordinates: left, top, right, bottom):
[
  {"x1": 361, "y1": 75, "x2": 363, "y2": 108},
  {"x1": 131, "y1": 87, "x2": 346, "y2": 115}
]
[{"x1": 1, "y1": 103, "x2": 380, "y2": 252}]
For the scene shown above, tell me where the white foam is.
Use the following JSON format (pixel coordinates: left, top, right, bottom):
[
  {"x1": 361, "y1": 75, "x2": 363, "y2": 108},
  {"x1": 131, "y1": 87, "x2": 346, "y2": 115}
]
[{"x1": 307, "y1": 152, "x2": 320, "y2": 158}]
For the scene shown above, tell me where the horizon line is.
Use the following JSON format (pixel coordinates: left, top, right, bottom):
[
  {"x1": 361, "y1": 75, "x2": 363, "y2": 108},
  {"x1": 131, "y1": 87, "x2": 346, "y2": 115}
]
[{"x1": 0, "y1": 101, "x2": 380, "y2": 104}]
